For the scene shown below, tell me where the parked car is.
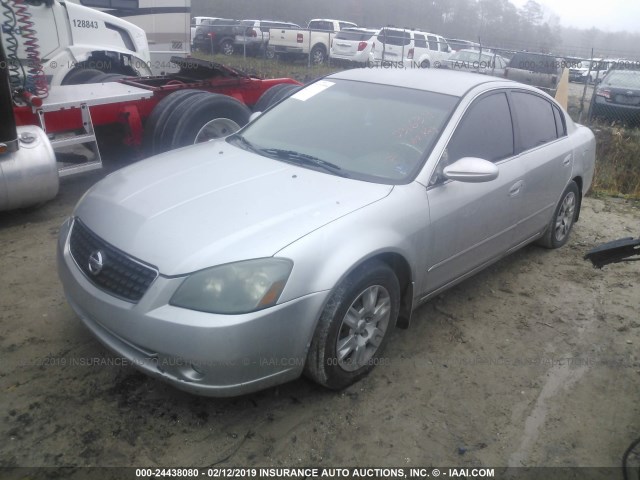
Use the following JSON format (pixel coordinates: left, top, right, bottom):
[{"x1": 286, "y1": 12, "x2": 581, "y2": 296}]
[
  {"x1": 192, "y1": 18, "x2": 240, "y2": 55},
  {"x1": 329, "y1": 27, "x2": 379, "y2": 65},
  {"x1": 504, "y1": 51, "x2": 563, "y2": 95},
  {"x1": 234, "y1": 20, "x2": 300, "y2": 57},
  {"x1": 57, "y1": 69, "x2": 595, "y2": 397},
  {"x1": 441, "y1": 49, "x2": 507, "y2": 76},
  {"x1": 590, "y1": 69, "x2": 640, "y2": 123},
  {"x1": 374, "y1": 27, "x2": 451, "y2": 68},
  {"x1": 191, "y1": 17, "x2": 221, "y2": 48},
  {"x1": 446, "y1": 38, "x2": 481, "y2": 53}
]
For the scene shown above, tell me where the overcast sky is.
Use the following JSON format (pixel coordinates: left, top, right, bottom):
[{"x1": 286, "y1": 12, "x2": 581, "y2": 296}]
[{"x1": 510, "y1": 0, "x2": 640, "y2": 33}]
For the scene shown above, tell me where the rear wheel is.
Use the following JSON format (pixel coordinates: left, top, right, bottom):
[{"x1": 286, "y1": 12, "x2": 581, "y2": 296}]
[
  {"x1": 61, "y1": 68, "x2": 105, "y2": 85},
  {"x1": 310, "y1": 45, "x2": 326, "y2": 65},
  {"x1": 163, "y1": 92, "x2": 250, "y2": 151},
  {"x1": 304, "y1": 261, "x2": 400, "y2": 390},
  {"x1": 420, "y1": 60, "x2": 430, "y2": 68},
  {"x1": 143, "y1": 89, "x2": 203, "y2": 156},
  {"x1": 537, "y1": 181, "x2": 579, "y2": 249},
  {"x1": 220, "y1": 39, "x2": 235, "y2": 56}
]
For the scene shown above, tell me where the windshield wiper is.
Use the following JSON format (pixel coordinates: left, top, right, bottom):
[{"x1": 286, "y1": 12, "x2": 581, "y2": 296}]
[
  {"x1": 261, "y1": 148, "x2": 349, "y2": 177},
  {"x1": 228, "y1": 133, "x2": 261, "y2": 154}
]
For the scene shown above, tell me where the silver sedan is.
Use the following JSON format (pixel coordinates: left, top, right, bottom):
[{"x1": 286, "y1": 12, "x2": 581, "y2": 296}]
[{"x1": 57, "y1": 69, "x2": 596, "y2": 397}]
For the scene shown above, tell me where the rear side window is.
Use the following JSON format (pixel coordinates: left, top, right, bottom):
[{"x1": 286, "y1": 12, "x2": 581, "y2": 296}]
[
  {"x1": 511, "y1": 92, "x2": 558, "y2": 151},
  {"x1": 414, "y1": 34, "x2": 427, "y2": 49},
  {"x1": 378, "y1": 28, "x2": 410, "y2": 46},
  {"x1": 447, "y1": 92, "x2": 514, "y2": 163},
  {"x1": 310, "y1": 21, "x2": 334, "y2": 31},
  {"x1": 553, "y1": 105, "x2": 567, "y2": 137},
  {"x1": 427, "y1": 35, "x2": 438, "y2": 50}
]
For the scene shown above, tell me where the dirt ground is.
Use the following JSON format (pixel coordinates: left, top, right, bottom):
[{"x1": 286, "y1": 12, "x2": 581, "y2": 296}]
[{"x1": 1, "y1": 160, "x2": 639, "y2": 475}]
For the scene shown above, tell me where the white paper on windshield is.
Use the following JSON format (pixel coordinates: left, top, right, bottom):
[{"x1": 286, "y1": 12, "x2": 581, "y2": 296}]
[{"x1": 291, "y1": 80, "x2": 335, "y2": 101}]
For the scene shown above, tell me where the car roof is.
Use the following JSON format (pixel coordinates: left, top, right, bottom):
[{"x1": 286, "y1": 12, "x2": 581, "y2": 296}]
[{"x1": 328, "y1": 68, "x2": 511, "y2": 97}]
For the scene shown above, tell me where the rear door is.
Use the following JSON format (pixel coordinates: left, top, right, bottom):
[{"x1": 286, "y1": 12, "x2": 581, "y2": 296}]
[
  {"x1": 425, "y1": 91, "x2": 525, "y2": 294},
  {"x1": 508, "y1": 90, "x2": 572, "y2": 244},
  {"x1": 376, "y1": 28, "x2": 410, "y2": 62}
]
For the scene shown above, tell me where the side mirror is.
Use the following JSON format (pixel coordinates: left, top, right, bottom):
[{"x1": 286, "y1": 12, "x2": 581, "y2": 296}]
[
  {"x1": 249, "y1": 111, "x2": 262, "y2": 122},
  {"x1": 443, "y1": 157, "x2": 499, "y2": 183}
]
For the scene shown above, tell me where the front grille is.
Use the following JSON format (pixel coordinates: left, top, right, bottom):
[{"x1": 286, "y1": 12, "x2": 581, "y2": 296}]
[{"x1": 69, "y1": 219, "x2": 158, "y2": 302}]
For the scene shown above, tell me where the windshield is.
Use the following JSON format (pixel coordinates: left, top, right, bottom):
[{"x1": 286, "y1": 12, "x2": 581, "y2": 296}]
[{"x1": 234, "y1": 79, "x2": 458, "y2": 184}]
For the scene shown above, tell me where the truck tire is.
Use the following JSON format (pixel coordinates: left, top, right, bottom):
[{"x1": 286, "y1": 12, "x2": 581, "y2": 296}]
[
  {"x1": 220, "y1": 39, "x2": 235, "y2": 56},
  {"x1": 61, "y1": 68, "x2": 106, "y2": 85},
  {"x1": 158, "y1": 92, "x2": 251, "y2": 152},
  {"x1": 253, "y1": 83, "x2": 301, "y2": 112},
  {"x1": 143, "y1": 89, "x2": 203, "y2": 156},
  {"x1": 310, "y1": 45, "x2": 326, "y2": 65}
]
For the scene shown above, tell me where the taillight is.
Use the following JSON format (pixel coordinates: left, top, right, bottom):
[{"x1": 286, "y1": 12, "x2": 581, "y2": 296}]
[
  {"x1": 208, "y1": 32, "x2": 216, "y2": 39},
  {"x1": 297, "y1": 33, "x2": 303, "y2": 43},
  {"x1": 596, "y1": 88, "x2": 611, "y2": 99},
  {"x1": 358, "y1": 41, "x2": 368, "y2": 51},
  {"x1": 407, "y1": 48, "x2": 414, "y2": 59},
  {"x1": 250, "y1": 29, "x2": 257, "y2": 37}
]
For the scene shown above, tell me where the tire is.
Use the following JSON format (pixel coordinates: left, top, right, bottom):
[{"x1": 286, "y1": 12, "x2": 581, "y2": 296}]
[
  {"x1": 537, "y1": 181, "x2": 580, "y2": 249},
  {"x1": 304, "y1": 260, "x2": 400, "y2": 390},
  {"x1": 253, "y1": 83, "x2": 301, "y2": 112},
  {"x1": 143, "y1": 89, "x2": 203, "y2": 156},
  {"x1": 310, "y1": 45, "x2": 326, "y2": 65},
  {"x1": 61, "y1": 68, "x2": 105, "y2": 85},
  {"x1": 91, "y1": 73, "x2": 126, "y2": 83},
  {"x1": 420, "y1": 60, "x2": 431, "y2": 68},
  {"x1": 166, "y1": 92, "x2": 251, "y2": 151},
  {"x1": 264, "y1": 45, "x2": 276, "y2": 60},
  {"x1": 220, "y1": 39, "x2": 234, "y2": 56}
]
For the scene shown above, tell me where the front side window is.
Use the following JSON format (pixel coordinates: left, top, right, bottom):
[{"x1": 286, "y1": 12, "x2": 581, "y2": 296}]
[
  {"x1": 511, "y1": 92, "x2": 558, "y2": 151},
  {"x1": 446, "y1": 92, "x2": 514, "y2": 164},
  {"x1": 235, "y1": 80, "x2": 458, "y2": 184},
  {"x1": 427, "y1": 35, "x2": 438, "y2": 50}
]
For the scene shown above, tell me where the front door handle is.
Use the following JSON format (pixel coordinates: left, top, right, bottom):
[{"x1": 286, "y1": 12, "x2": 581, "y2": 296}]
[
  {"x1": 562, "y1": 154, "x2": 572, "y2": 167},
  {"x1": 509, "y1": 180, "x2": 524, "y2": 197}
]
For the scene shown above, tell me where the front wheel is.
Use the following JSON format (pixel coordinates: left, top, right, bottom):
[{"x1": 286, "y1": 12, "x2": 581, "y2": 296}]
[
  {"x1": 305, "y1": 261, "x2": 400, "y2": 390},
  {"x1": 537, "y1": 181, "x2": 579, "y2": 249}
]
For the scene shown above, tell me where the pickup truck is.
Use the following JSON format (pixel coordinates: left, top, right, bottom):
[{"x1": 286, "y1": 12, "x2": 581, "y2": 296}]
[{"x1": 269, "y1": 19, "x2": 358, "y2": 64}]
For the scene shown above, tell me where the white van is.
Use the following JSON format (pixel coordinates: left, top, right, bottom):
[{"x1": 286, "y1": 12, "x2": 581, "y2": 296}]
[{"x1": 374, "y1": 27, "x2": 452, "y2": 68}]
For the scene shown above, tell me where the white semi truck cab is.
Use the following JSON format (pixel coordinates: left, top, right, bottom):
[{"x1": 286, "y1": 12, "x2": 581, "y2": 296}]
[{"x1": 1, "y1": 0, "x2": 151, "y2": 88}]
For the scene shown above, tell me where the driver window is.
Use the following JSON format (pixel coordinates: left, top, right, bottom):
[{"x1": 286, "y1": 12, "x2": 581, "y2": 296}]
[{"x1": 430, "y1": 92, "x2": 514, "y2": 185}]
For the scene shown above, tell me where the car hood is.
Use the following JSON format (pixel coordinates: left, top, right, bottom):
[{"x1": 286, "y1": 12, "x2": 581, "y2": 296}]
[{"x1": 75, "y1": 141, "x2": 393, "y2": 276}]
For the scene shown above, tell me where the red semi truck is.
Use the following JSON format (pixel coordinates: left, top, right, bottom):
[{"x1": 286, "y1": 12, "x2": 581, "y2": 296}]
[{"x1": 0, "y1": 2, "x2": 300, "y2": 211}]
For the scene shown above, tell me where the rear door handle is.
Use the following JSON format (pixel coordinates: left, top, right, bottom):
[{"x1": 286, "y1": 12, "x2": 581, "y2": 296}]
[
  {"x1": 509, "y1": 180, "x2": 524, "y2": 197},
  {"x1": 563, "y1": 154, "x2": 572, "y2": 167}
]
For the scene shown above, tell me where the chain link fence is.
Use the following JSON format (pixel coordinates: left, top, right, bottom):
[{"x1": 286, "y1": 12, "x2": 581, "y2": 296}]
[{"x1": 192, "y1": 24, "x2": 640, "y2": 196}]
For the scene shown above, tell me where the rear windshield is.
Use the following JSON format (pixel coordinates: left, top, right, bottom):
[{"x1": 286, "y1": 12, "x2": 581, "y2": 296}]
[
  {"x1": 509, "y1": 53, "x2": 559, "y2": 74},
  {"x1": 335, "y1": 30, "x2": 375, "y2": 41},
  {"x1": 378, "y1": 29, "x2": 410, "y2": 47},
  {"x1": 603, "y1": 71, "x2": 640, "y2": 88}
]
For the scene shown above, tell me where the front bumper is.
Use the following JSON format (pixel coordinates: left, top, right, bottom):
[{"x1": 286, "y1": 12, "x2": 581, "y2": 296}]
[{"x1": 57, "y1": 218, "x2": 330, "y2": 397}]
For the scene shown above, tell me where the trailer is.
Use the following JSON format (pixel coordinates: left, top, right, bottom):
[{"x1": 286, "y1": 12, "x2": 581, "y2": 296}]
[{"x1": 2, "y1": 49, "x2": 301, "y2": 211}]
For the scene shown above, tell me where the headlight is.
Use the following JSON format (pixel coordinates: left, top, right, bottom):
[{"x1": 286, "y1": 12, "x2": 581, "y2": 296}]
[{"x1": 170, "y1": 258, "x2": 293, "y2": 314}]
